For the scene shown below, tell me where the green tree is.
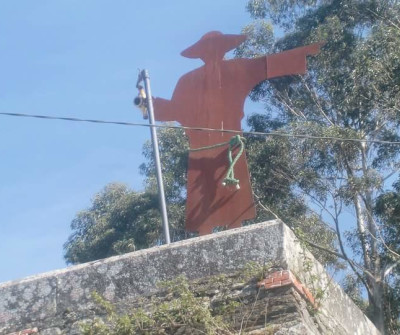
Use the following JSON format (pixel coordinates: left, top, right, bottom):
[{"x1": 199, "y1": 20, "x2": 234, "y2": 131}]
[
  {"x1": 138, "y1": 126, "x2": 190, "y2": 243},
  {"x1": 375, "y1": 178, "x2": 400, "y2": 332},
  {"x1": 64, "y1": 183, "x2": 158, "y2": 264},
  {"x1": 64, "y1": 127, "x2": 190, "y2": 265},
  {"x1": 65, "y1": 125, "x2": 336, "y2": 268},
  {"x1": 238, "y1": 0, "x2": 400, "y2": 332}
]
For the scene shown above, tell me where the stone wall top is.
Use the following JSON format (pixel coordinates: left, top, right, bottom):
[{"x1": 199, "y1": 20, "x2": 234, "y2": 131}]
[{"x1": 0, "y1": 220, "x2": 379, "y2": 334}]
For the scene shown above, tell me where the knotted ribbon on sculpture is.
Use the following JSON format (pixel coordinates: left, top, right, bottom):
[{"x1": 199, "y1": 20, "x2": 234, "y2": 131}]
[{"x1": 153, "y1": 31, "x2": 323, "y2": 235}]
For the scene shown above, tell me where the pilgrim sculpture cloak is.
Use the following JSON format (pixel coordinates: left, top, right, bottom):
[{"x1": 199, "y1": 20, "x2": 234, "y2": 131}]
[{"x1": 153, "y1": 31, "x2": 322, "y2": 235}]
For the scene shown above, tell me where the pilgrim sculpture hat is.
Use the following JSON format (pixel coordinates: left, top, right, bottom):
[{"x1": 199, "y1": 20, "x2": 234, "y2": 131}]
[{"x1": 181, "y1": 31, "x2": 247, "y2": 59}]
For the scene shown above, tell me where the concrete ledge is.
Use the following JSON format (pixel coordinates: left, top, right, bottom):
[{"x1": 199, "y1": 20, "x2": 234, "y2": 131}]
[{"x1": 0, "y1": 220, "x2": 379, "y2": 334}]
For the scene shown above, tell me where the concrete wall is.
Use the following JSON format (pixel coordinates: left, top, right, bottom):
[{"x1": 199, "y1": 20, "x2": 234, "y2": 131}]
[{"x1": 0, "y1": 220, "x2": 380, "y2": 334}]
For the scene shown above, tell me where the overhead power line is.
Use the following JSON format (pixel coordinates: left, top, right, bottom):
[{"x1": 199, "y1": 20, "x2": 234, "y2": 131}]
[{"x1": 1, "y1": 111, "x2": 400, "y2": 146}]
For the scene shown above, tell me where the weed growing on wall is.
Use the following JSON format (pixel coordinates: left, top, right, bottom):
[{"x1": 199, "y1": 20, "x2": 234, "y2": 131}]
[{"x1": 80, "y1": 276, "x2": 235, "y2": 335}]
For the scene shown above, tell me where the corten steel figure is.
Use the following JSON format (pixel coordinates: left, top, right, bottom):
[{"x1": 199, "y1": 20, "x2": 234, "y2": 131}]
[{"x1": 153, "y1": 31, "x2": 322, "y2": 235}]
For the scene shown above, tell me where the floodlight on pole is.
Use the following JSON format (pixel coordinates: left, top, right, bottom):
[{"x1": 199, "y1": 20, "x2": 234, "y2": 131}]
[{"x1": 134, "y1": 69, "x2": 171, "y2": 245}]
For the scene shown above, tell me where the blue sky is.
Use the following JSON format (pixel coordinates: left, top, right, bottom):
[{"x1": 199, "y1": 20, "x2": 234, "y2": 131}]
[{"x1": 0, "y1": 1, "x2": 267, "y2": 282}]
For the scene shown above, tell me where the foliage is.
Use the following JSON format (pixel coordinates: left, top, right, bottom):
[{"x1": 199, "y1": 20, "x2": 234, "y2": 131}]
[
  {"x1": 64, "y1": 183, "x2": 156, "y2": 264},
  {"x1": 244, "y1": 115, "x2": 338, "y2": 267},
  {"x1": 139, "y1": 126, "x2": 189, "y2": 203},
  {"x1": 64, "y1": 127, "x2": 189, "y2": 264},
  {"x1": 239, "y1": 261, "x2": 273, "y2": 282},
  {"x1": 375, "y1": 178, "x2": 400, "y2": 332},
  {"x1": 80, "y1": 276, "x2": 235, "y2": 335},
  {"x1": 239, "y1": 0, "x2": 400, "y2": 333},
  {"x1": 138, "y1": 126, "x2": 190, "y2": 243}
]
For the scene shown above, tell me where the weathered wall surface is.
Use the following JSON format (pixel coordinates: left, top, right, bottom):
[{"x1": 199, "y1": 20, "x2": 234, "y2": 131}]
[{"x1": 0, "y1": 221, "x2": 380, "y2": 334}]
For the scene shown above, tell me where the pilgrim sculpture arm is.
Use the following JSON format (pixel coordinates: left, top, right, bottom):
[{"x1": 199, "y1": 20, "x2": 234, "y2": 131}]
[
  {"x1": 152, "y1": 97, "x2": 179, "y2": 122},
  {"x1": 238, "y1": 42, "x2": 323, "y2": 95},
  {"x1": 152, "y1": 74, "x2": 191, "y2": 123},
  {"x1": 266, "y1": 42, "x2": 323, "y2": 79}
]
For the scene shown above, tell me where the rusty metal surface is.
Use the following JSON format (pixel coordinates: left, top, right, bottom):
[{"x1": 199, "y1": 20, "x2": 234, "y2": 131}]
[{"x1": 153, "y1": 31, "x2": 322, "y2": 235}]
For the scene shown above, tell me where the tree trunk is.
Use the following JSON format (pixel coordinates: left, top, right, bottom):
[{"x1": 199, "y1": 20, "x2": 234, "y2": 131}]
[{"x1": 370, "y1": 278, "x2": 385, "y2": 334}]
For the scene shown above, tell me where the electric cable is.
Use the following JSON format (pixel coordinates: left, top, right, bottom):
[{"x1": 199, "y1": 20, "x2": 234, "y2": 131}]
[{"x1": 1, "y1": 111, "x2": 400, "y2": 146}]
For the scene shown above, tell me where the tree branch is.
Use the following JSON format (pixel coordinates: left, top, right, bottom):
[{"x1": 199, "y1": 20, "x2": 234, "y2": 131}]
[
  {"x1": 300, "y1": 76, "x2": 334, "y2": 126},
  {"x1": 383, "y1": 259, "x2": 400, "y2": 279},
  {"x1": 359, "y1": 195, "x2": 400, "y2": 260},
  {"x1": 332, "y1": 196, "x2": 375, "y2": 297}
]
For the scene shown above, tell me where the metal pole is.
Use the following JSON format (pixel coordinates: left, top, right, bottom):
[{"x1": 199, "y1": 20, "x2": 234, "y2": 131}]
[{"x1": 141, "y1": 69, "x2": 171, "y2": 244}]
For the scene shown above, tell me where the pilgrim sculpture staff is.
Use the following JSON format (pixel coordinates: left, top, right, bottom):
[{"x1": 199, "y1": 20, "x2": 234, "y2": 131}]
[{"x1": 153, "y1": 31, "x2": 322, "y2": 235}]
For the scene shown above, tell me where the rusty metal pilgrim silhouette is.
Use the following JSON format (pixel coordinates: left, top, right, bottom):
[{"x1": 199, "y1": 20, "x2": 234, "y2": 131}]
[{"x1": 153, "y1": 31, "x2": 322, "y2": 235}]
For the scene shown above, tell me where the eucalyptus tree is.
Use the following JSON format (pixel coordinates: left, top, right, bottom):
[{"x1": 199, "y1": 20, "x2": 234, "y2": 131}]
[
  {"x1": 64, "y1": 183, "x2": 158, "y2": 264},
  {"x1": 64, "y1": 127, "x2": 189, "y2": 265},
  {"x1": 238, "y1": 0, "x2": 400, "y2": 332}
]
